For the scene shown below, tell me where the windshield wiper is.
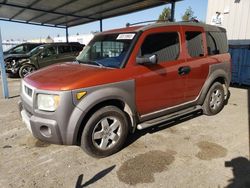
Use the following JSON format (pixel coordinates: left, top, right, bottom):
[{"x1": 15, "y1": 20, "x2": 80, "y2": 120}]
[{"x1": 77, "y1": 59, "x2": 106, "y2": 68}]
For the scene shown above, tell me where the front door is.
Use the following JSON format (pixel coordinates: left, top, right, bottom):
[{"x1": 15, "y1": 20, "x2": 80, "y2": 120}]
[
  {"x1": 134, "y1": 27, "x2": 187, "y2": 116},
  {"x1": 38, "y1": 46, "x2": 58, "y2": 68}
]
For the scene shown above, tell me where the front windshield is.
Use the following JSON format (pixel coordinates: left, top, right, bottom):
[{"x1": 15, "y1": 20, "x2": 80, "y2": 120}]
[
  {"x1": 76, "y1": 33, "x2": 136, "y2": 68},
  {"x1": 27, "y1": 46, "x2": 45, "y2": 56}
]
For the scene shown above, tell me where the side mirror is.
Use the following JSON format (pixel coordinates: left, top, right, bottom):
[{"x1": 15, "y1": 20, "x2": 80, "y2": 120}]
[{"x1": 136, "y1": 54, "x2": 158, "y2": 65}]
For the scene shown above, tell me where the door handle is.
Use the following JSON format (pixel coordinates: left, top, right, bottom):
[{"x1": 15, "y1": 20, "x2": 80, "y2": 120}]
[{"x1": 178, "y1": 66, "x2": 191, "y2": 75}]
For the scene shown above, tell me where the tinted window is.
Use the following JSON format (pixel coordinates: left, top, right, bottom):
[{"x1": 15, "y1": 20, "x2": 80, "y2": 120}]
[
  {"x1": 43, "y1": 46, "x2": 57, "y2": 57},
  {"x1": 186, "y1": 32, "x2": 204, "y2": 57},
  {"x1": 206, "y1": 32, "x2": 218, "y2": 55},
  {"x1": 140, "y1": 32, "x2": 180, "y2": 62},
  {"x1": 58, "y1": 45, "x2": 71, "y2": 54},
  {"x1": 209, "y1": 32, "x2": 228, "y2": 54}
]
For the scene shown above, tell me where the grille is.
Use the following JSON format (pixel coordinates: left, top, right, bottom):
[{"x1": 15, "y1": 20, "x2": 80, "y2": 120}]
[
  {"x1": 22, "y1": 81, "x2": 34, "y2": 101},
  {"x1": 24, "y1": 85, "x2": 33, "y2": 97}
]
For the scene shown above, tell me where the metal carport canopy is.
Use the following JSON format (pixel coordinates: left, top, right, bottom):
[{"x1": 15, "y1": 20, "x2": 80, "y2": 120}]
[{"x1": 0, "y1": 0, "x2": 181, "y2": 28}]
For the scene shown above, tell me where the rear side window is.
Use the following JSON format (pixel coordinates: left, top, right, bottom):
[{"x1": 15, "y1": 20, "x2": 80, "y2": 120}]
[
  {"x1": 58, "y1": 45, "x2": 71, "y2": 54},
  {"x1": 140, "y1": 32, "x2": 180, "y2": 62},
  {"x1": 186, "y1": 31, "x2": 204, "y2": 57},
  {"x1": 207, "y1": 32, "x2": 228, "y2": 54}
]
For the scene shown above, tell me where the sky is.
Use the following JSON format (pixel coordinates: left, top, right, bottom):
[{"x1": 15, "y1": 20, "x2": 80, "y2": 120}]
[{"x1": 0, "y1": 0, "x2": 208, "y2": 41}]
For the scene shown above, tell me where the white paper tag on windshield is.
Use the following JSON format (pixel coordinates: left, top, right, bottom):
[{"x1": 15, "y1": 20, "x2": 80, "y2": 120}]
[{"x1": 117, "y1": 33, "x2": 135, "y2": 40}]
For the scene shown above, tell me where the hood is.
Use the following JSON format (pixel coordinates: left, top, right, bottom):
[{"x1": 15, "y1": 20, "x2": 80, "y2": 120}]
[
  {"x1": 24, "y1": 62, "x2": 115, "y2": 91},
  {"x1": 4, "y1": 53, "x2": 30, "y2": 60}
]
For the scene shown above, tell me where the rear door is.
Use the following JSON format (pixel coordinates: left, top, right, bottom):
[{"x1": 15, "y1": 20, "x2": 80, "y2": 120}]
[
  {"x1": 57, "y1": 44, "x2": 75, "y2": 62},
  {"x1": 182, "y1": 26, "x2": 218, "y2": 102}
]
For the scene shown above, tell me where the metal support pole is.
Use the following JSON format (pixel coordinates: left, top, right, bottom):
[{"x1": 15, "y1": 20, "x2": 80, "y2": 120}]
[
  {"x1": 0, "y1": 28, "x2": 9, "y2": 99},
  {"x1": 100, "y1": 19, "x2": 103, "y2": 32},
  {"x1": 170, "y1": 1, "x2": 176, "y2": 22},
  {"x1": 66, "y1": 27, "x2": 69, "y2": 43}
]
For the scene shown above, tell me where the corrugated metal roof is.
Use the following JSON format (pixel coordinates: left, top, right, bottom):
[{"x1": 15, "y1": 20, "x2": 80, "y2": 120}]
[{"x1": 0, "y1": 0, "x2": 182, "y2": 28}]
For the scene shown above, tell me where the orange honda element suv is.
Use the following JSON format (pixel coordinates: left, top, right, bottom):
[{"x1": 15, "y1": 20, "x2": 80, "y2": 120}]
[{"x1": 19, "y1": 22, "x2": 231, "y2": 157}]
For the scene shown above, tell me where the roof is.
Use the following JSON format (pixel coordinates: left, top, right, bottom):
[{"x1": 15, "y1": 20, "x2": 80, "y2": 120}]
[
  {"x1": 0, "y1": 0, "x2": 182, "y2": 28},
  {"x1": 139, "y1": 22, "x2": 227, "y2": 32},
  {"x1": 98, "y1": 22, "x2": 227, "y2": 35}
]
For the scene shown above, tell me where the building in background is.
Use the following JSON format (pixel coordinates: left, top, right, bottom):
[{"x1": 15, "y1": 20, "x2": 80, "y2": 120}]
[
  {"x1": 206, "y1": 0, "x2": 250, "y2": 45},
  {"x1": 28, "y1": 36, "x2": 54, "y2": 43},
  {"x1": 3, "y1": 33, "x2": 94, "y2": 52},
  {"x1": 207, "y1": 0, "x2": 250, "y2": 85},
  {"x1": 53, "y1": 33, "x2": 94, "y2": 45},
  {"x1": 27, "y1": 33, "x2": 94, "y2": 45},
  {"x1": 2, "y1": 39, "x2": 27, "y2": 51}
]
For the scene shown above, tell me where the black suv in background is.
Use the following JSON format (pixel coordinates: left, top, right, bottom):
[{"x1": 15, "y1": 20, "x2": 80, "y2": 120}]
[
  {"x1": 5, "y1": 42, "x2": 84, "y2": 78},
  {"x1": 4, "y1": 43, "x2": 43, "y2": 56}
]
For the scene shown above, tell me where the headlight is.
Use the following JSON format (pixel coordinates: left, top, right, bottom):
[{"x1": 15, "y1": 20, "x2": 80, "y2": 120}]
[{"x1": 37, "y1": 94, "x2": 60, "y2": 112}]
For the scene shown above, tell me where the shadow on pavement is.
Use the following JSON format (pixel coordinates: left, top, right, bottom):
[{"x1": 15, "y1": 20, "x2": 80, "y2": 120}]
[
  {"x1": 75, "y1": 165, "x2": 116, "y2": 188},
  {"x1": 225, "y1": 157, "x2": 250, "y2": 188},
  {"x1": 226, "y1": 84, "x2": 250, "y2": 187}
]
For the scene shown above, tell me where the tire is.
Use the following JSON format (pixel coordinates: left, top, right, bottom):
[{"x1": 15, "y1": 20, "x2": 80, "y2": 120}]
[
  {"x1": 80, "y1": 106, "x2": 129, "y2": 158},
  {"x1": 19, "y1": 64, "x2": 36, "y2": 78},
  {"x1": 203, "y1": 82, "x2": 225, "y2": 116}
]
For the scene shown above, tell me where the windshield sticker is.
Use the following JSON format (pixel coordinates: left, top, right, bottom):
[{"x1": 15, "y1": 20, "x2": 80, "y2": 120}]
[{"x1": 117, "y1": 33, "x2": 135, "y2": 40}]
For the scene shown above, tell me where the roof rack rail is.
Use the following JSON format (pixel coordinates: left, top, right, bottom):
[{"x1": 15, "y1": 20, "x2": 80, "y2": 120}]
[
  {"x1": 126, "y1": 20, "x2": 169, "y2": 27},
  {"x1": 181, "y1": 17, "x2": 199, "y2": 23}
]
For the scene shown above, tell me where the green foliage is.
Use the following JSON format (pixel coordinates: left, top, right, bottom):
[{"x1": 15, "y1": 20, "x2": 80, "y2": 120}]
[
  {"x1": 182, "y1": 7, "x2": 194, "y2": 21},
  {"x1": 158, "y1": 7, "x2": 171, "y2": 22}
]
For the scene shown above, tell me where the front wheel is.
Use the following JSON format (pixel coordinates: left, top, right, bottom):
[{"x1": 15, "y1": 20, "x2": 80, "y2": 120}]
[
  {"x1": 80, "y1": 106, "x2": 129, "y2": 158},
  {"x1": 19, "y1": 64, "x2": 36, "y2": 78},
  {"x1": 203, "y1": 82, "x2": 225, "y2": 116}
]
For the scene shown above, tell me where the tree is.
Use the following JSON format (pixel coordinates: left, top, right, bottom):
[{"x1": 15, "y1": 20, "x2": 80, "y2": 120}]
[
  {"x1": 182, "y1": 7, "x2": 195, "y2": 21},
  {"x1": 158, "y1": 7, "x2": 171, "y2": 22}
]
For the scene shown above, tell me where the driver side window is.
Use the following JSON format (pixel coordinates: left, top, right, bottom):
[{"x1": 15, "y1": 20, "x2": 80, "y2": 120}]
[
  {"x1": 139, "y1": 32, "x2": 180, "y2": 63},
  {"x1": 43, "y1": 47, "x2": 57, "y2": 58}
]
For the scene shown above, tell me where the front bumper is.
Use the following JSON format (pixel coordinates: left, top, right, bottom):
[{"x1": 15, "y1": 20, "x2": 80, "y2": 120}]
[
  {"x1": 19, "y1": 101, "x2": 63, "y2": 144},
  {"x1": 18, "y1": 81, "x2": 87, "y2": 146}
]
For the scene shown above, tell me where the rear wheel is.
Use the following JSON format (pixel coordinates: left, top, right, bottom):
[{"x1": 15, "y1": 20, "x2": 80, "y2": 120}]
[
  {"x1": 203, "y1": 82, "x2": 225, "y2": 116},
  {"x1": 80, "y1": 106, "x2": 129, "y2": 158},
  {"x1": 19, "y1": 64, "x2": 36, "y2": 78}
]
